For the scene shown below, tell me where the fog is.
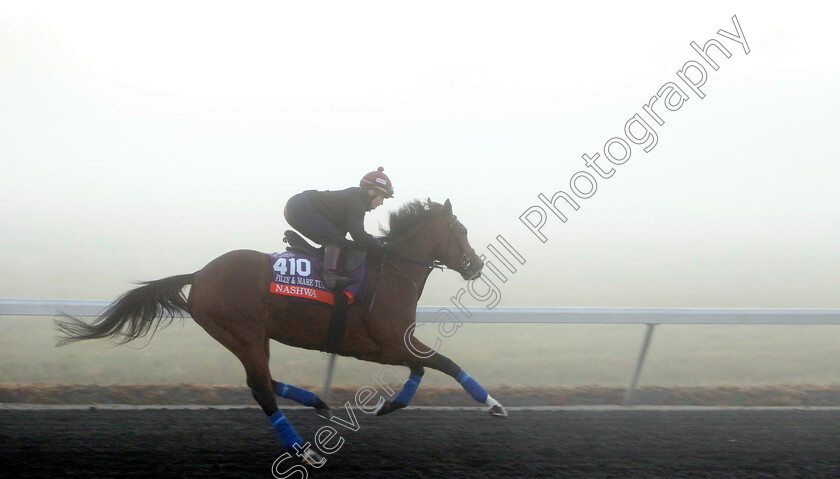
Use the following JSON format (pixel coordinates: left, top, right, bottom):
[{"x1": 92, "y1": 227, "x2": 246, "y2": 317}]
[{"x1": 2, "y1": 1, "x2": 839, "y2": 310}]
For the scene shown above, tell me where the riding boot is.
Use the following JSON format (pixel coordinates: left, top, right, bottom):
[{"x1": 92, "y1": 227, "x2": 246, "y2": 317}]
[{"x1": 322, "y1": 245, "x2": 354, "y2": 290}]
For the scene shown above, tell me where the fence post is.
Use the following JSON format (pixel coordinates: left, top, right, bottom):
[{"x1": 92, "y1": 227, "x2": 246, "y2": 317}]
[
  {"x1": 322, "y1": 353, "x2": 337, "y2": 404},
  {"x1": 624, "y1": 323, "x2": 657, "y2": 405}
]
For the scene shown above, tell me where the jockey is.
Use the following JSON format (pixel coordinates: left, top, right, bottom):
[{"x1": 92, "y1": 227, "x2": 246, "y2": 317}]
[{"x1": 284, "y1": 167, "x2": 394, "y2": 289}]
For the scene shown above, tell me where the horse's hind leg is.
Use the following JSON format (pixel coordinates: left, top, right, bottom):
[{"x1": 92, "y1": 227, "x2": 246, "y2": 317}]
[
  {"x1": 272, "y1": 380, "x2": 332, "y2": 419},
  {"x1": 264, "y1": 338, "x2": 332, "y2": 419},
  {"x1": 191, "y1": 312, "x2": 323, "y2": 463}
]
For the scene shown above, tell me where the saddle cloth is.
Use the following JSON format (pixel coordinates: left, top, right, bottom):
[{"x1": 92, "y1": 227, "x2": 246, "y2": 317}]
[{"x1": 268, "y1": 250, "x2": 366, "y2": 306}]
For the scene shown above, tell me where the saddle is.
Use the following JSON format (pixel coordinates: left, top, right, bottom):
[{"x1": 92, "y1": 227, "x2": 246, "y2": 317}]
[
  {"x1": 283, "y1": 230, "x2": 366, "y2": 273},
  {"x1": 279, "y1": 230, "x2": 369, "y2": 354}
]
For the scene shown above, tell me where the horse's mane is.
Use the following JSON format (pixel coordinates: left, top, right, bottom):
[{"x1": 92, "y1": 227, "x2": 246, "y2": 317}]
[{"x1": 381, "y1": 199, "x2": 442, "y2": 240}]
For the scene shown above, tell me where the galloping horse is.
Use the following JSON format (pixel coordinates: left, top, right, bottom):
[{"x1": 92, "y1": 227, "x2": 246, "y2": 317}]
[{"x1": 57, "y1": 199, "x2": 506, "y2": 462}]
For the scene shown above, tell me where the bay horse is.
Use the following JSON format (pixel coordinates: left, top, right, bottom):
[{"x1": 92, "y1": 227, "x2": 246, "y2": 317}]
[{"x1": 57, "y1": 199, "x2": 507, "y2": 463}]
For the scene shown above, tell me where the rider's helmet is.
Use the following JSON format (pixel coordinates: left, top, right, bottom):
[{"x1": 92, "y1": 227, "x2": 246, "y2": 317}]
[{"x1": 360, "y1": 167, "x2": 394, "y2": 198}]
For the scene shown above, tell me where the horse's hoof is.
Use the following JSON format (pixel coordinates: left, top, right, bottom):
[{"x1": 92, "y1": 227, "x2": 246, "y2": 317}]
[
  {"x1": 313, "y1": 399, "x2": 332, "y2": 419},
  {"x1": 486, "y1": 394, "x2": 508, "y2": 417},
  {"x1": 300, "y1": 448, "x2": 325, "y2": 467},
  {"x1": 488, "y1": 404, "x2": 508, "y2": 417},
  {"x1": 375, "y1": 400, "x2": 405, "y2": 416}
]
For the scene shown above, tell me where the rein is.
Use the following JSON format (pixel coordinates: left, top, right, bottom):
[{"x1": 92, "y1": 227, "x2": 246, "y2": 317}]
[
  {"x1": 364, "y1": 213, "x2": 473, "y2": 316},
  {"x1": 365, "y1": 248, "x2": 436, "y2": 318},
  {"x1": 384, "y1": 251, "x2": 439, "y2": 297}
]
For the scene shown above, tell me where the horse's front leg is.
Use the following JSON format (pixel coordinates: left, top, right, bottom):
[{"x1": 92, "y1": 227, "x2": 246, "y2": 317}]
[
  {"x1": 376, "y1": 338, "x2": 507, "y2": 417},
  {"x1": 421, "y1": 348, "x2": 508, "y2": 417},
  {"x1": 375, "y1": 364, "x2": 424, "y2": 416}
]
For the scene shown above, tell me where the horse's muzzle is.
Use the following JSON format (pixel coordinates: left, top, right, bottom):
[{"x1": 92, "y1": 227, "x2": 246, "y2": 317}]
[{"x1": 459, "y1": 257, "x2": 484, "y2": 281}]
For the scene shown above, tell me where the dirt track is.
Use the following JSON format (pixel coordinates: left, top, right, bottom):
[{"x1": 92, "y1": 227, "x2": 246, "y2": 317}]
[
  {"x1": 4, "y1": 407, "x2": 840, "y2": 478},
  {"x1": 6, "y1": 384, "x2": 840, "y2": 406}
]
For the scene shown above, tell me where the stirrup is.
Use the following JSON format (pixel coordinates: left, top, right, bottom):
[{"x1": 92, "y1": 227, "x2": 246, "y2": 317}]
[{"x1": 323, "y1": 273, "x2": 354, "y2": 290}]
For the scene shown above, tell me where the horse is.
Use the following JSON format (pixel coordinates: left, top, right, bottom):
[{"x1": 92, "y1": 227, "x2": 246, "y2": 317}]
[{"x1": 56, "y1": 198, "x2": 507, "y2": 464}]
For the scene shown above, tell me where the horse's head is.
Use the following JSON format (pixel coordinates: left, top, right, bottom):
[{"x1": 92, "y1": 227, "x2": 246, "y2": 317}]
[
  {"x1": 431, "y1": 199, "x2": 484, "y2": 280},
  {"x1": 383, "y1": 199, "x2": 484, "y2": 280}
]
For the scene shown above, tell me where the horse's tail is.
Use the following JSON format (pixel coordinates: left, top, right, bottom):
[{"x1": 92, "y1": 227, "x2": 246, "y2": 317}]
[{"x1": 56, "y1": 273, "x2": 194, "y2": 346}]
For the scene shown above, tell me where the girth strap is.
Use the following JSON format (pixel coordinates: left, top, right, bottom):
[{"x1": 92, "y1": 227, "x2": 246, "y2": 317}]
[{"x1": 324, "y1": 291, "x2": 348, "y2": 352}]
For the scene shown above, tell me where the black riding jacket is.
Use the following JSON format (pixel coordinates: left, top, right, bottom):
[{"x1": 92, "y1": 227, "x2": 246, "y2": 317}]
[{"x1": 304, "y1": 187, "x2": 379, "y2": 249}]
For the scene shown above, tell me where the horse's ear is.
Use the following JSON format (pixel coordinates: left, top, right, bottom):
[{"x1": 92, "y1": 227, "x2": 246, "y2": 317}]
[{"x1": 444, "y1": 199, "x2": 452, "y2": 215}]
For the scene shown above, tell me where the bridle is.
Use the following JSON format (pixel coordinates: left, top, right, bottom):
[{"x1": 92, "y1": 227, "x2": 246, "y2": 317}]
[
  {"x1": 379, "y1": 214, "x2": 476, "y2": 298},
  {"x1": 363, "y1": 212, "x2": 477, "y2": 323},
  {"x1": 437, "y1": 215, "x2": 476, "y2": 276}
]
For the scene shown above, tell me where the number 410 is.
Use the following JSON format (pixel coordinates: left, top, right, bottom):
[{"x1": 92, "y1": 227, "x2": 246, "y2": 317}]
[{"x1": 273, "y1": 257, "x2": 311, "y2": 276}]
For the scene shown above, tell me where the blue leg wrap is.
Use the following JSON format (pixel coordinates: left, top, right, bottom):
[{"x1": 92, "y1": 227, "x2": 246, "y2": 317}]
[
  {"x1": 274, "y1": 382, "x2": 320, "y2": 407},
  {"x1": 394, "y1": 373, "x2": 423, "y2": 405},
  {"x1": 456, "y1": 370, "x2": 488, "y2": 403},
  {"x1": 269, "y1": 410, "x2": 303, "y2": 450}
]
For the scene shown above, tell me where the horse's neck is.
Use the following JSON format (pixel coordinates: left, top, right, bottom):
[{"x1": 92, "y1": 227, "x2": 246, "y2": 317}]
[
  {"x1": 368, "y1": 237, "x2": 435, "y2": 305},
  {"x1": 393, "y1": 234, "x2": 434, "y2": 264}
]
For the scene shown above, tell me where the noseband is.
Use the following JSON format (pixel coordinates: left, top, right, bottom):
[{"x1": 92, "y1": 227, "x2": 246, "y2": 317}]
[
  {"x1": 438, "y1": 216, "x2": 476, "y2": 276},
  {"x1": 382, "y1": 215, "x2": 475, "y2": 297},
  {"x1": 364, "y1": 213, "x2": 476, "y2": 320}
]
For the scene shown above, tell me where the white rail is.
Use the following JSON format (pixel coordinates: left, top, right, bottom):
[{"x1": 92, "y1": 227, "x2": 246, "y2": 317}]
[
  {"x1": 3, "y1": 299, "x2": 840, "y2": 403},
  {"x1": 5, "y1": 299, "x2": 840, "y2": 324}
]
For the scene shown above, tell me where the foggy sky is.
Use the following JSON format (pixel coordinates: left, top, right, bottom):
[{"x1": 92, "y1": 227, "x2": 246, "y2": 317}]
[{"x1": 2, "y1": 1, "x2": 838, "y2": 308}]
